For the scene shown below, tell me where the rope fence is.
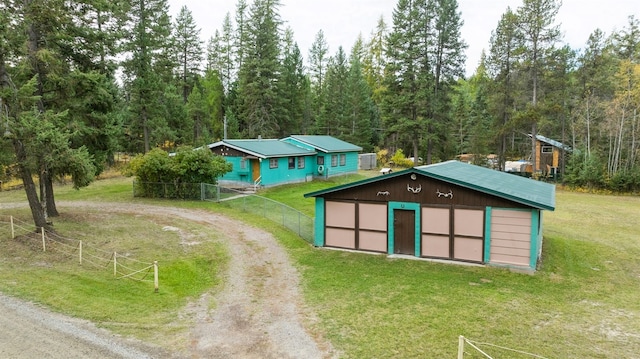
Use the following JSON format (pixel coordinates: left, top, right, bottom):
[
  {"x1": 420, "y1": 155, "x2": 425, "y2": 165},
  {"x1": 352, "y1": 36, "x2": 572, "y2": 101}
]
[
  {"x1": 458, "y1": 336, "x2": 549, "y2": 359},
  {"x1": 0, "y1": 215, "x2": 159, "y2": 292}
]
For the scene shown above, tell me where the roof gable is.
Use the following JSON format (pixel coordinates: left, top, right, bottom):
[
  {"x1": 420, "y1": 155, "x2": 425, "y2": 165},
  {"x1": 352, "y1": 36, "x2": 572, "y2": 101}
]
[
  {"x1": 285, "y1": 135, "x2": 362, "y2": 153},
  {"x1": 535, "y1": 134, "x2": 572, "y2": 152},
  {"x1": 305, "y1": 160, "x2": 555, "y2": 211},
  {"x1": 208, "y1": 139, "x2": 316, "y2": 158}
]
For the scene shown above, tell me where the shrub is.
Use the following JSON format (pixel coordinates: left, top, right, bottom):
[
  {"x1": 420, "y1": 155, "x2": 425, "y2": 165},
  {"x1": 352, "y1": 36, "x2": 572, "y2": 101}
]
[{"x1": 123, "y1": 147, "x2": 232, "y2": 198}]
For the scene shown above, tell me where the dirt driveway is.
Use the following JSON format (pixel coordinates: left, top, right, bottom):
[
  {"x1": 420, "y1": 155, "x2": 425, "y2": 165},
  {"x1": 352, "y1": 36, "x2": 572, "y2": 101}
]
[{"x1": 0, "y1": 202, "x2": 334, "y2": 358}]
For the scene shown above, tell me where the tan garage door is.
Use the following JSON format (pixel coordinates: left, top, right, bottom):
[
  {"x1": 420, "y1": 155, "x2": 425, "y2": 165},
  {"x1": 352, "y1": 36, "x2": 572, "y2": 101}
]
[
  {"x1": 422, "y1": 206, "x2": 484, "y2": 263},
  {"x1": 489, "y1": 209, "x2": 531, "y2": 266}
]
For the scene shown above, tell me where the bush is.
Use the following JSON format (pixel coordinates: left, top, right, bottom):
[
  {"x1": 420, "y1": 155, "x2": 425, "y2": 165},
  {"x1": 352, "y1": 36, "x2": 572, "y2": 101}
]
[
  {"x1": 390, "y1": 149, "x2": 414, "y2": 168},
  {"x1": 123, "y1": 147, "x2": 232, "y2": 198}
]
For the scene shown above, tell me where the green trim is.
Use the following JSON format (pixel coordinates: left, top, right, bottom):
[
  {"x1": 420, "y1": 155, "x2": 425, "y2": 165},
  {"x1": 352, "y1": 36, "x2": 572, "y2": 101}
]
[
  {"x1": 387, "y1": 202, "x2": 421, "y2": 256},
  {"x1": 484, "y1": 207, "x2": 492, "y2": 263},
  {"x1": 314, "y1": 198, "x2": 325, "y2": 247},
  {"x1": 529, "y1": 209, "x2": 539, "y2": 269}
]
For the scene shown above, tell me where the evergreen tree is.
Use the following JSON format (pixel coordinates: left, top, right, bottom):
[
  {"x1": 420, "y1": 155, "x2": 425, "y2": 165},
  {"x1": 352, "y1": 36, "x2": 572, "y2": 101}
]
[
  {"x1": 383, "y1": 0, "x2": 430, "y2": 161},
  {"x1": 174, "y1": 5, "x2": 203, "y2": 103},
  {"x1": 202, "y1": 69, "x2": 225, "y2": 139},
  {"x1": 487, "y1": 7, "x2": 521, "y2": 170},
  {"x1": 323, "y1": 47, "x2": 349, "y2": 135},
  {"x1": 515, "y1": 0, "x2": 562, "y2": 172},
  {"x1": 427, "y1": 0, "x2": 467, "y2": 162},
  {"x1": 276, "y1": 28, "x2": 306, "y2": 136},
  {"x1": 122, "y1": 0, "x2": 173, "y2": 152},
  {"x1": 235, "y1": 0, "x2": 283, "y2": 138},
  {"x1": 345, "y1": 44, "x2": 377, "y2": 151},
  {"x1": 308, "y1": 30, "x2": 330, "y2": 133}
]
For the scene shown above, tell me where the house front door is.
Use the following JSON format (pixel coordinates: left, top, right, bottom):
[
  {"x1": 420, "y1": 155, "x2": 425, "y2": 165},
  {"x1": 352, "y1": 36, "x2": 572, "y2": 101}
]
[
  {"x1": 252, "y1": 160, "x2": 261, "y2": 182},
  {"x1": 393, "y1": 209, "x2": 415, "y2": 255}
]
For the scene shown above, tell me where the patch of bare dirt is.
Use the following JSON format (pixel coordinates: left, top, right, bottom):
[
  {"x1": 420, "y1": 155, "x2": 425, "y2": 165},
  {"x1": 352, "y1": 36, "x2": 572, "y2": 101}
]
[{"x1": 0, "y1": 201, "x2": 335, "y2": 358}]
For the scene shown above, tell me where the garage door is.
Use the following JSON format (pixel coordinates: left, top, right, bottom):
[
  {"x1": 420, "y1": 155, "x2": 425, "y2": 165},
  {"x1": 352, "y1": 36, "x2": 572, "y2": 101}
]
[{"x1": 422, "y1": 206, "x2": 484, "y2": 263}]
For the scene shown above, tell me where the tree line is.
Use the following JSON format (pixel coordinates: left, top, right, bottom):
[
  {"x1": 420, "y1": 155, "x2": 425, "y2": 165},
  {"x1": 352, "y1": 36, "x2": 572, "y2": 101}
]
[{"x1": 1, "y1": 0, "x2": 639, "y2": 228}]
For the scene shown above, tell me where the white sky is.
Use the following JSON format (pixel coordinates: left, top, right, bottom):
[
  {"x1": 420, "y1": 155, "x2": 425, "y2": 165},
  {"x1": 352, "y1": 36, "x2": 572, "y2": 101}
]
[{"x1": 167, "y1": 0, "x2": 640, "y2": 76}]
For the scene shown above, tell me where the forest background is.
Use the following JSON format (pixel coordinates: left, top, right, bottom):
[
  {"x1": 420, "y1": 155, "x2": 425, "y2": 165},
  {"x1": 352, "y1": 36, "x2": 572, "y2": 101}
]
[{"x1": 1, "y1": 0, "x2": 640, "y2": 228}]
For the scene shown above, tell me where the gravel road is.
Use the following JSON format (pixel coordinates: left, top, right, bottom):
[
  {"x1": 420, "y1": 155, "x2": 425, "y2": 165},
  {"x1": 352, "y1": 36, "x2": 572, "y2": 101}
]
[{"x1": 0, "y1": 202, "x2": 334, "y2": 358}]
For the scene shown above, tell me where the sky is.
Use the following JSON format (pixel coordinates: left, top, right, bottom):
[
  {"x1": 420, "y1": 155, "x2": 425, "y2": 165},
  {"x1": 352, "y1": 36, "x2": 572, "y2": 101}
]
[{"x1": 167, "y1": 0, "x2": 640, "y2": 76}]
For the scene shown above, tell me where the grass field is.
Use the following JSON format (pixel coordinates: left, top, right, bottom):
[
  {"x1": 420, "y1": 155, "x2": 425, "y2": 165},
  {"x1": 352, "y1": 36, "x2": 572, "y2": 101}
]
[{"x1": 1, "y1": 174, "x2": 639, "y2": 358}]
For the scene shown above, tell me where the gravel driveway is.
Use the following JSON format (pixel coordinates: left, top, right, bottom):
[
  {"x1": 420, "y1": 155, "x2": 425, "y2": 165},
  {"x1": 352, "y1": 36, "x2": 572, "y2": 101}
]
[{"x1": 0, "y1": 202, "x2": 334, "y2": 358}]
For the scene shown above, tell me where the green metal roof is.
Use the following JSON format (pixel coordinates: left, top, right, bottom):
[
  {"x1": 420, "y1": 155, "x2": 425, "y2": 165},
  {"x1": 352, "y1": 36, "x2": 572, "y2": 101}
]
[
  {"x1": 305, "y1": 160, "x2": 555, "y2": 211},
  {"x1": 209, "y1": 139, "x2": 316, "y2": 158},
  {"x1": 286, "y1": 135, "x2": 363, "y2": 153}
]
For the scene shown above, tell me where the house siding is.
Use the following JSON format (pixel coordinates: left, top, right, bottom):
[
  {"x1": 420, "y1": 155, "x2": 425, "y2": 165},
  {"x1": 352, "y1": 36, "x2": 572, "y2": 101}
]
[
  {"x1": 258, "y1": 156, "x2": 315, "y2": 187},
  {"x1": 219, "y1": 157, "x2": 252, "y2": 184}
]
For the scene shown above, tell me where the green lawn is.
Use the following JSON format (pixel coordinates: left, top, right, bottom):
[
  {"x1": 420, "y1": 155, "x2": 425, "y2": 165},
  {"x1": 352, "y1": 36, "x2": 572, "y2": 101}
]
[{"x1": 1, "y1": 175, "x2": 639, "y2": 358}]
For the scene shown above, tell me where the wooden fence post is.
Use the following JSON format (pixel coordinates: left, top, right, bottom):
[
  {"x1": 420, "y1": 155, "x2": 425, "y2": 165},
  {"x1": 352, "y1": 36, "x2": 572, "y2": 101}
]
[
  {"x1": 79, "y1": 241, "x2": 82, "y2": 264},
  {"x1": 113, "y1": 252, "x2": 117, "y2": 277},
  {"x1": 154, "y1": 261, "x2": 159, "y2": 293},
  {"x1": 10, "y1": 216, "x2": 15, "y2": 239},
  {"x1": 458, "y1": 336, "x2": 464, "y2": 359},
  {"x1": 41, "y1": 227, "x2": 46, "y2": 252}
]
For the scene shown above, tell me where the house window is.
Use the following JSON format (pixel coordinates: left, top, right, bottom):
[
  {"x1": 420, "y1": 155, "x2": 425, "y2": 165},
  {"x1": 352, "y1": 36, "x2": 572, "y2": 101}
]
[
  {"x1": 331, "y1": 155, "x2": 338, "y2": 167},
  {"x1": 240, "y1": 158, "x2": 247, "y2": 169},
  {"x1": 317, "y1": 156, "x2": 324, "y2": 165},
  {"x1": 340, "y1": 154, "x2": 346, "y2": 166},
  {"x1": 541, "y1": 146, "x2": 553, "y2": 154},
  {"x1": 288, "y1": 157, "x2": 295, "y2": 169},
  {"x1": 269, "y1": 158, "x2": 278, "y2": 169},
  {"x1": 297, "y1": 157, "x2": 305, "y2": 169}
]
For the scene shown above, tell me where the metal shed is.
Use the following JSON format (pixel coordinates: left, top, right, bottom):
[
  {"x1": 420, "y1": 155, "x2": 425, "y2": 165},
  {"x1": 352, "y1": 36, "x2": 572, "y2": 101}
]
[{"x1": 304, "y1": 161, "x2": 556, "y2": 272}]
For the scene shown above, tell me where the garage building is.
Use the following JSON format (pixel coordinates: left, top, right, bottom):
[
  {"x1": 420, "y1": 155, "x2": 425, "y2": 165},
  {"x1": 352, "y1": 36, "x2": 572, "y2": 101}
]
[{"x1": 304, "y1": 160, "x2": 556, "y2": 272}]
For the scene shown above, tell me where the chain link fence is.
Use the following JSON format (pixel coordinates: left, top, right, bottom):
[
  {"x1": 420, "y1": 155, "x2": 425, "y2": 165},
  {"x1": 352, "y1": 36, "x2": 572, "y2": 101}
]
[{"x1": 134, "y1": 182, "x2": 314, "y2": 243}]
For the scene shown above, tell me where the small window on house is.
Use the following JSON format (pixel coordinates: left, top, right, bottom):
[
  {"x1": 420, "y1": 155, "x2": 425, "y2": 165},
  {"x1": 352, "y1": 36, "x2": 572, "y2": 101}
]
[
  {"x1": 331, "y1": 155, "x2": 338, "y2": 167},
  {"x1": 269, "y1": 158, "x2": 278, "y2": 169},
  {"x1": 288, "y1": 157, "x2": 295, "y2": 169},
  {"x1": 541, "y1": 146, "x2": 553, "y2": 154},
  {"x1": 317, "y1": 156, "x2": 324, "y2": 165},
  {"x1": 240, "y1": 158, "x2": 247, "y2": 169},
  {"x1": 297, "y1": 157, "x2": 305, "y2": 169},
  {"x1": 339, "y1": 154, "x2": 346, "y2": 166}
]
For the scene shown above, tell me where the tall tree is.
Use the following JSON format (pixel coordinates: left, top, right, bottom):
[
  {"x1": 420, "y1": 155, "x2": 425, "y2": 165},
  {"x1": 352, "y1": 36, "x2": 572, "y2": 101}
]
[
  {"x1": 383, "y1": 0, "x2": 426, "y2": 160},
  {"x1": 346, "y1": 43, "x2": 377, "y2": 151},
  {"x1": 323, "y1": 47, "x2": 349, "y2": 135},
  {"x1": 122, "y1": 0, "x2": 173, "y2": 153},
  {"x1": 487, "y1": 7, "x2": 521, "y2": 170},
  {"x1": 427, "y1": 0, "x2": 467, "y2": 162},
  {"x1": 515, "y1": 0, "x2": 562, "y2": 172},
  {"x1": 173, "y1": 5, "x2": 203, "y2": 103},
  {"x1": 308, "y1": 30, "x2": 330, "y2": 133},
  {"x1": 276, "y1": 28, "x2": 307, "y2": 136},
  {"x1": 364, "y1": 16, "x2": 388, "y2": 105},
  {"x1": 235, "y1": 0, "x2": 283, "y2": 138}
]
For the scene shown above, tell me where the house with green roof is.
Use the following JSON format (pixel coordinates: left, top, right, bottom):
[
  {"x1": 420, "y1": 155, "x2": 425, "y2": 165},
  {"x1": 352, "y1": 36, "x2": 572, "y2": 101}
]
[
  {"x1": 304, "y1": 160, "x2": 556, "y2": 272},
  {"x1": 282, "y1": 135, "x2": 363, "y2": 178},
  {"x1": 208, "y1": 135, "x2": 361, "y2": 188}
]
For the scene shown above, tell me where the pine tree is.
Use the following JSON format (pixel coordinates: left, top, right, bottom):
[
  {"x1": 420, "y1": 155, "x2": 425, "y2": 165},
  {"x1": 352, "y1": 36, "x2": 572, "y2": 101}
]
[
  {"x1": 515, "y1": 0, "x2": 562, "y2": 173},
  {"x1": 345, "y1": 44, "x2": 377, "y2": 151},
  {"x1": 122, "y1": 0, "x2": 173, "y2": 152},
  {"x1": 276, "y1": 28, "x2": 306, "y2": 136},
  {"x1": 174, "y1": 5, "x2": 203, "y2": 103},
  {"x1": 308, "y1": 30, "x2": 330, "y2": 133},
  {"x1": 487, "y1": 7, "x2": 521, "y2": 170},
  {"x1": 235, "y1": 0, "x2": 283, "y2": 138}
]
